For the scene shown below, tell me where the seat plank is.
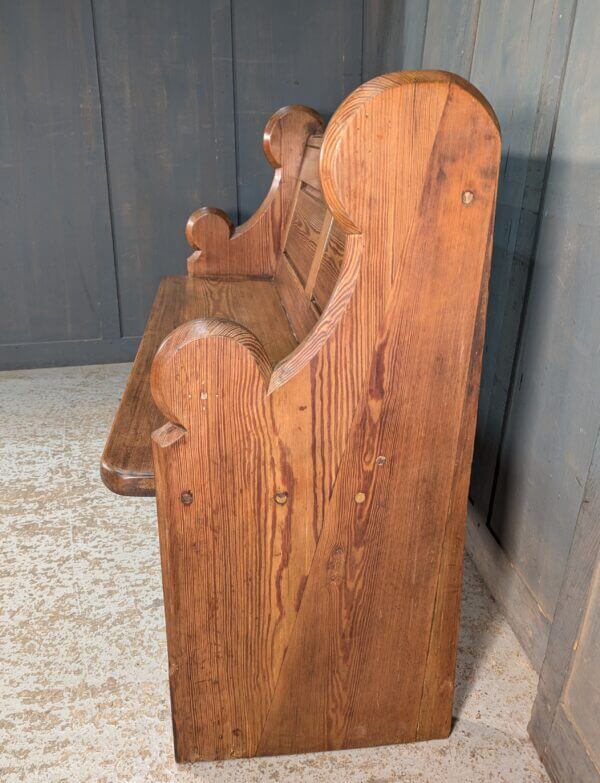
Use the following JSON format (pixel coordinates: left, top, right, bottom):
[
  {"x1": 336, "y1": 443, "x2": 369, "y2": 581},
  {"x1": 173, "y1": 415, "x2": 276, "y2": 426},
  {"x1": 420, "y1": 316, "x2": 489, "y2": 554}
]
[{"x1": 101, "y1": 276, "x2": 297, "y2": 497}]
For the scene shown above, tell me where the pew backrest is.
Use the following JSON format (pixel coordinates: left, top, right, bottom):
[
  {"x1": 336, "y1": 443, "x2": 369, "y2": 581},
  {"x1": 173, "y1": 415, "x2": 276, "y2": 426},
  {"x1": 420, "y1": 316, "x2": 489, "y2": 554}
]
[{"x1": 275, "y1": 133, "x2": 346, "y2": 340}]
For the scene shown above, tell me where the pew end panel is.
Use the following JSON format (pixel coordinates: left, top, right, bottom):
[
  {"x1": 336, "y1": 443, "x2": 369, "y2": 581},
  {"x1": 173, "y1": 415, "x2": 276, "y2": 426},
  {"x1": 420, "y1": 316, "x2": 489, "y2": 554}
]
[{"x1": 256, "y1": 70, "x2": 501, "y2": 756}]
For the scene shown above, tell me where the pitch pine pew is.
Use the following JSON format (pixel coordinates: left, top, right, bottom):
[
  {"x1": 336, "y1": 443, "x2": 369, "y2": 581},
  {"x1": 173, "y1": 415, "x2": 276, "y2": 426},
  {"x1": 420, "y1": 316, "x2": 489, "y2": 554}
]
[{"x1": 101, "y1": 71, "x2": 501, "y2": 762}]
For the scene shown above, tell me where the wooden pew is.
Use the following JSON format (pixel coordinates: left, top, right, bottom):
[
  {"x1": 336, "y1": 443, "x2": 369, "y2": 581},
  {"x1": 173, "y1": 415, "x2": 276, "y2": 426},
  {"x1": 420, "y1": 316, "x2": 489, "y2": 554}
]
[{"x1": 101, "y1": 71, "x2": 501, "y2": 762}]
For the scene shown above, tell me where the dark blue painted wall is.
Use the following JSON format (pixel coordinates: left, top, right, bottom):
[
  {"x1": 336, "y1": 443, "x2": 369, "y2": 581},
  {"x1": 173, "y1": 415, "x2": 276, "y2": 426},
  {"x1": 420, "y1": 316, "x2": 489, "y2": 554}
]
[{"x1": 2, "y1": 0, "x2": 599, "y2": 646}]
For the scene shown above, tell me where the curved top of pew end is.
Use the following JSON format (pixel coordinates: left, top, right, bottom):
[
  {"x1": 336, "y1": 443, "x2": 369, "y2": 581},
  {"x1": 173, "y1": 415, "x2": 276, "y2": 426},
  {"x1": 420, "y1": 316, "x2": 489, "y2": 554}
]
[
  {"x1": 269, "y1": 70, "x2": 501, "y2": 393},
  {"x1": 101, "y1": 69, "x2": 502, "y2": 503},
  {"x1": 185, "y1": 208, "x2": 235, "y2": 277},
  {"x1": 262, "y1": 104, "x2": 324, "y2": 168},
  {"x1": 320, "y1": 70, "x2": 500, "y2": 235},
  {"x1": 150, "y1": 318, "x2": 272, "y2": 431},
  {"x1": 186, "y1": 207, "x2": 234, "y2": 250}
]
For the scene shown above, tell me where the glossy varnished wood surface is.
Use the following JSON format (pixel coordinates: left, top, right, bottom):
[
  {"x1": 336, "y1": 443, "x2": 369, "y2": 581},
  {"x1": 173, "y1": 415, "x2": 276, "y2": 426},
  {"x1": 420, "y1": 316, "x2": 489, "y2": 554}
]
[
  {"x1": 186, "y1": 105, "x2": 324, "y2": 278},
  {"x1": 310, "y1": 220, "x2": 346, "y2": 311},
  {"x1": 284, "y1": 186, "x2": 327, "y2": 284},
  {"x1": 102, "y1": 70, "x2": 501, "y2": 762},
  {"x1": 275, "y1": 132, "x2": 346, "y2": 339},
  {"x1": 101, "y1": 276, "x2": 297, "y2": 496},
  {"x1": 143, "y1": 71, "x2": 501, "y2": 762},
  {"x1": 151, "y1": 320, "x2": 285, "y2": 760},
  {"x1": 257, "y1": 71, "x2": 500, "y2": 755}
]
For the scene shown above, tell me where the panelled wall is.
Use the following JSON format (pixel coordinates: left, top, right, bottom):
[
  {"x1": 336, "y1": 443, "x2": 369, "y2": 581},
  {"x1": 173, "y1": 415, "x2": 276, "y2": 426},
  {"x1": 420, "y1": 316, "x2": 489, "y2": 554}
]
[
  {"x1": 364, "y1": 0, "x2": 600, "y2": 682},
  {"x1": 0, "y1": 0, "x2": 362, "y2": 363},
  {"x1": 2, "y1": 0, "x2": 599, "y2": 678}
]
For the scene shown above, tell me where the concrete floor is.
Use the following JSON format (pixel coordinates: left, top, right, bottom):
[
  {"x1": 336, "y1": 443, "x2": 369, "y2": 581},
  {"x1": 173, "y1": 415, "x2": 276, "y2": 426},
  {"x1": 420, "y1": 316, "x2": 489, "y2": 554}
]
[{"x1": 0, "y1": 364, "x2": 549, "y2": 783}]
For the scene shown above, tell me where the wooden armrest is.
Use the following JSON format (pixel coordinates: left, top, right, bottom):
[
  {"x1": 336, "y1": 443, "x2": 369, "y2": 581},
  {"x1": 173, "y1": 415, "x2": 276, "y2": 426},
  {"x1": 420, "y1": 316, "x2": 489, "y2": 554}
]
[
  {"x1": 151, "y1": 318, "x2": 272, "y2": 430},
  {"x1": 100, "y1": 276, "x2": 297, "y2": 497}
]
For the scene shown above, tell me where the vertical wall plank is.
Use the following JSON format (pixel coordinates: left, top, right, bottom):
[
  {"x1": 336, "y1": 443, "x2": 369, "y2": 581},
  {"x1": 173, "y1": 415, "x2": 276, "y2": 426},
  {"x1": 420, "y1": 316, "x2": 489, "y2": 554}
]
[
  {"x1": 232, "y1": 0, "x2": 363, "y2": 220},
  {"x1": 92, "y1": 0, "x2": 238, "y2": 337},
  {"x1": 561, "y1": 569, "x2": 600, "y2": 775},
  {"x1": 489, "y1": 0, "x2": 600, "y2": 618},
  {"x1": 362, "y1": 0, "x2": 429, "y2": 78},
  {"x1": 529, "y1": 428, "x2": 600, "y2": 778},
  {"x1": 0, "y1": 0, "x2": 118, "y2": 348},
  {"x1": 422, "y1": 0, "x2": 481, "y2": 76},
  {"x1": 469, "y1": 0, "x2": 577, "y2": 517}
]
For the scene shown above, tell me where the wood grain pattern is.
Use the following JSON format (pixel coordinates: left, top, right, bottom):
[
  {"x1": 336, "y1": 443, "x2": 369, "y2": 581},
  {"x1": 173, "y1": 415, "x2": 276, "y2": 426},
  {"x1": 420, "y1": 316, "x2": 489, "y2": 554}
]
[
  {"x1": 186, "y1": 105, "x2": 324, "y2": 278},
  {"x1": 284, "y1": 187, "x2": 328, "y2": 283},
  {"x1": 102, "y1": 115, "x2": 344, "y2": 496},
  {"x1": 299, "y1": 139, "x2": 323, "y2": 192},
  {"x1": 274, "y1": 253, "x2": 320, "y2": 340},
  {"x1": 101, "y1": 276, "x2": 297, "y2": 496},
  {"x1": 104, "y1": 71, "x2": 500, "y2": 762},
  {"x1": 310, "y1": 220, "x2": 346, "y2": 310},
  {"x1": 151, "y1": 319, "x2": 281, "y2": 761},
  {"x1": 358, "y1": 12, "x2": 586, "y2": 680},
  {"x1": 416, "y1": 218, "x2": 493, "y2": 739},
  {"x1": 275, "y1": 128, "x2": 346, "y2": 329},
  {"x1": 257, "y1": 72, "x2": 500, "y2": 755}
]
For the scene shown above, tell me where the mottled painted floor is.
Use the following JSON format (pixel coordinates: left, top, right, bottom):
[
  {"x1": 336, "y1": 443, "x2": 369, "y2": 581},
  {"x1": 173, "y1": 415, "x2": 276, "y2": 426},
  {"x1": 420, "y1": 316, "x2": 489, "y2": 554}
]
[{"x1": 0, "y1": 364, "x2": 549, "y2": 783}]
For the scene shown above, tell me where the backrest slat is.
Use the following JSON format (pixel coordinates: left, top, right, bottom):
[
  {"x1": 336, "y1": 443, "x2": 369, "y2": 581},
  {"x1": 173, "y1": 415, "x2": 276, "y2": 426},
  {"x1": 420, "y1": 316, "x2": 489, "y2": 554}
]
[
  {"x1": 285, "y1": 188, "x2": 327, "y2": 284},
  {"x1": 298, "y1": 141, "x2": 322, "y2": 192},
  {"x1": 310, "y1": 220, "x2": 346, "y2": 311},
  {"x1": 305, "y1": 211, "x2": 334, "y2": 296},
  {"x1": 275, "y1": 133, "x2": 346, "y2": 339},
  {"x1": 276, "y1": 254, "x2": 321, "y2": 338}
]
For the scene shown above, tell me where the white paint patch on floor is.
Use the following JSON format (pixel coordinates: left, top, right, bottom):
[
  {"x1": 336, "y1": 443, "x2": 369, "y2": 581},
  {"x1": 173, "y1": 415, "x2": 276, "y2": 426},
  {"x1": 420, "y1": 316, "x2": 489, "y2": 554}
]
[{"x1": 0, "y1": 364, "x2": 549, "y2": 783}]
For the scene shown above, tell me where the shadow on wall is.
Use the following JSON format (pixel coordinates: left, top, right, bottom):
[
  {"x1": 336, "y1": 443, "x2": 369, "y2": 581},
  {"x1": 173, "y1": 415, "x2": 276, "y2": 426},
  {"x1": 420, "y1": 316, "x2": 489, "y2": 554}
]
[
  {"x1": 470, "y1": 144, "x2": 552, "y2": 523},
  {"x1": 471, "y1": 154, "x2": 600, "y2": 622}
]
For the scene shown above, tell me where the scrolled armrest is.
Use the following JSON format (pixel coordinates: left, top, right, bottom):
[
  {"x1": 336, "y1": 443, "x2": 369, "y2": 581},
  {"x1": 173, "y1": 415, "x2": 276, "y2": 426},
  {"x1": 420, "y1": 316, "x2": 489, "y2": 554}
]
[{"x1": 151, "y1": 318, "x2": 271, "y2": 430}]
